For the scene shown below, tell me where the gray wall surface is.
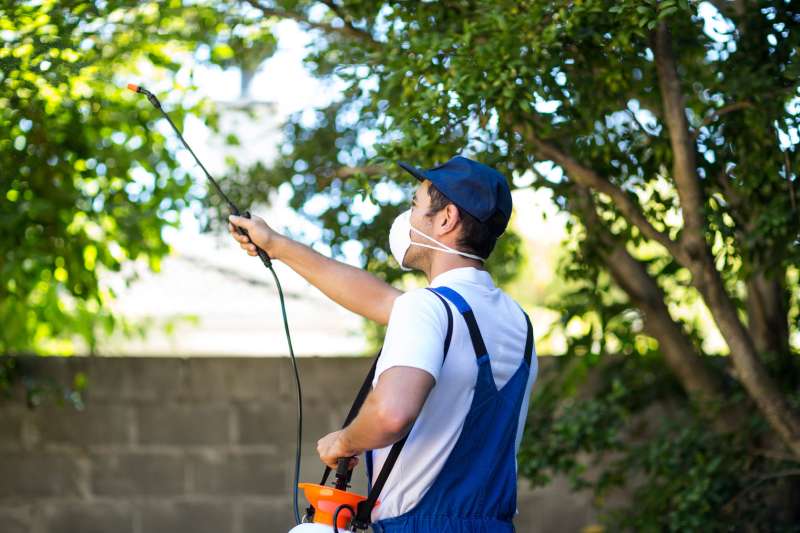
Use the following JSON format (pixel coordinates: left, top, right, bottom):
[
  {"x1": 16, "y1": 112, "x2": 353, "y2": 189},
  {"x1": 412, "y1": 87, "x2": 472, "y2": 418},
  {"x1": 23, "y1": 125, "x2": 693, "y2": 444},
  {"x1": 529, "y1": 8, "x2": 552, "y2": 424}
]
[{"x1": 0, "y1": 356, "x2": 599, "y2": 533}]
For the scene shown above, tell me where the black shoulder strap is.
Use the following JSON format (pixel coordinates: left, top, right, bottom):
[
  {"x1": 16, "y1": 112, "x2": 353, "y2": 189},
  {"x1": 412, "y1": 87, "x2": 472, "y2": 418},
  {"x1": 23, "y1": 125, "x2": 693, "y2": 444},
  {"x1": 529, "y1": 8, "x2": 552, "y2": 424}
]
[
  {"x1": 429, "y1": 286, "x2": 487, "y2": 361},
  {"x1": 312, "y1": 350, "x2": 380, "y2": 507},
  {"x1": 427, "y1": 288, "x2": 454, "y2": 363},
  {"x1": 348, "y1": 289, "x2": 453, "y2": 530},
  {"x1": 522, "y1": 308, "x2": 533, "y2": 367}
]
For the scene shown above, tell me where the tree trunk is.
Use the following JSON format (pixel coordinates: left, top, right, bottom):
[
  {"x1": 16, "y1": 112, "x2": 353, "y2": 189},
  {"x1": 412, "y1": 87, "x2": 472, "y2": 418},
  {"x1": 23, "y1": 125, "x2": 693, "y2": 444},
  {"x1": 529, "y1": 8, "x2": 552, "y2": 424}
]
[
  {"x1": 653, "y1": 20, "x2": 800, "y2": 459},
  {"x1": 746, "y1": 271, "x2": 791, "y2": 358},
  {"x1": 687, "y1": 240, "x2": 800, "y2": 457},
  {"x1": 573, "y1": 187, "x2": 740, "y2": 433}
]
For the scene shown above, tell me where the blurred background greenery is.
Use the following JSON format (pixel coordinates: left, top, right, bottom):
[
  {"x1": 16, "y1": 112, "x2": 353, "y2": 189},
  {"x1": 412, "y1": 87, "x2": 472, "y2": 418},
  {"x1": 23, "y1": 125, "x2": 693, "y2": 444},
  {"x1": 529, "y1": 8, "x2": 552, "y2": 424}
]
[{"x1": 2, "y1": 0, "x2": 800, "y2": 530}]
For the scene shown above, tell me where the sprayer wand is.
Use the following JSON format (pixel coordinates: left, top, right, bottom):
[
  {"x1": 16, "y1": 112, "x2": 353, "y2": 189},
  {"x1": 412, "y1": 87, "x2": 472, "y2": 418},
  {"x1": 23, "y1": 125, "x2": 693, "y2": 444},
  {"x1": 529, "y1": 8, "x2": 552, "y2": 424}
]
[
  {"x1": 126, "y1": 84, "x2": 273, "y2": 268},
  {"x1": 127, "y1": 83, "x2": 303, "y2": 525}
]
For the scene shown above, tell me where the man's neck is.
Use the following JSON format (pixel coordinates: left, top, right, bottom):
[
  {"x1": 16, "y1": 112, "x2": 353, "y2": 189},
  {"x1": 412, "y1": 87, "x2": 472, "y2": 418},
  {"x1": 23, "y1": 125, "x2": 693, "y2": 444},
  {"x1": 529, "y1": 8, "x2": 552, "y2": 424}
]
[{"x1": 426, "y1": 253, "x2": 485, "y2": 284}]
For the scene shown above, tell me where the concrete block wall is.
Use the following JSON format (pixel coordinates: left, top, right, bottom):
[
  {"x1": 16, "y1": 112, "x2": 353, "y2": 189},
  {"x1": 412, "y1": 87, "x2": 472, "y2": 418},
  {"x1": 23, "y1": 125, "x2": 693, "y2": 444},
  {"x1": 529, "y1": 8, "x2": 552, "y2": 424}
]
[{"x1": 0, "y1": 357, "x2": 599, "y2": 532}]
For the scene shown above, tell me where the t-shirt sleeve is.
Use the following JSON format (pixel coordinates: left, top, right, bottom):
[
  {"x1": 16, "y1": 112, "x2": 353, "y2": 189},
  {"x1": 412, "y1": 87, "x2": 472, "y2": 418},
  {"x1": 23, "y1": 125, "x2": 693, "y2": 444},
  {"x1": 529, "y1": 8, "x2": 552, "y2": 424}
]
[{"x1": 374, "y1": 289, "x2": 449, "y2": 384}]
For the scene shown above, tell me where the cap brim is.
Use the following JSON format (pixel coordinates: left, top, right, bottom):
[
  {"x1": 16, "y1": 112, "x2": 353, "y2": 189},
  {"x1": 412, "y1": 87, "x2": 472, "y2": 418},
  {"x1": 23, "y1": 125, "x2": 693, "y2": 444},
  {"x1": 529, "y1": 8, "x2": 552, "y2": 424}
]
[{"x1": 398, "y1": 161, "x2": 427, "y2": 182}]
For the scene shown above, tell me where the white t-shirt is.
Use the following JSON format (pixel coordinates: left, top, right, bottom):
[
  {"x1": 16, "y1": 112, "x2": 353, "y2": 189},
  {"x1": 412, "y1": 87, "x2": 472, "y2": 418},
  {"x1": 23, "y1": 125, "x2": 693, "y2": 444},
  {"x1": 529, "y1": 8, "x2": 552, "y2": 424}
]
[{"x1": 369, "y1": 267, "x2": 538, "y2": 522}]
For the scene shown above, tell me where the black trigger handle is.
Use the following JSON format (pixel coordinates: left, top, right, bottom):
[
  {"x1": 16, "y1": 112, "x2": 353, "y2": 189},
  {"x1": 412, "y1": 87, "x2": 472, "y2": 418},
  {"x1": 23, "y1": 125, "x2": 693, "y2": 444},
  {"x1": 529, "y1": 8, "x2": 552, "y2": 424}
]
[{"x1": 232, "y1": 208, "x2": 272, "y2": 268}]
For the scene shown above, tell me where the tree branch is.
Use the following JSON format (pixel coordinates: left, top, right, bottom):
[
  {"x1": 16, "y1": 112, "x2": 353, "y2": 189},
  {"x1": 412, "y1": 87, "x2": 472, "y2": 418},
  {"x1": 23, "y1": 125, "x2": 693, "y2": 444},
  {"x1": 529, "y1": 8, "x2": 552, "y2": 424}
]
[
  {"x1": 513, "y1": 119, "x2": 684, "y2": 262},
  {"x1": 653, "y1": 20, "x2": 800, "y2": 459},
  {"x1": 572, "y1": 185, "x2": 739, "y2": 433},
  {"x1": 653, "y1": 21, "x2": 706, "y2": 240},
  {"x1": 746, "y1": 271, "x2": 791, "y2": 359},
  {"x1": 784, "y1": 147, "x2": 797, "y2": 212},
  {"x1": 692, "y1": 250, "x2": 800, "y2": 458},
  {"x1": 243, "y1": 0, "x2": 377, "y2": 44},
  {"x1": 625, "y1": 108, "x2": 657, "y2": 143},
  {"x1": 705, "y1": 0, "x2": 746, "y2": 22},
  {"x1": 334, "y1": 165, "x2": 385, "y2": 178},
  {"x1": 692, "y1": 101, "x2": 754, "y2": 139},
  {"x1": 318, "y1": 0, "x2": 375, "y2": 42}
]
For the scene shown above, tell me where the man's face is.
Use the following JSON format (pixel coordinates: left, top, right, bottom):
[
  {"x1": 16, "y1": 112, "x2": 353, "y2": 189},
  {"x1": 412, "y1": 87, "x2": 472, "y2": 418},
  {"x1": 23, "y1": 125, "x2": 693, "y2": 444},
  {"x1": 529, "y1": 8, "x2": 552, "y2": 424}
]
[{"x1": 402, "y1": 180, "x2": 435, "y2": 271}]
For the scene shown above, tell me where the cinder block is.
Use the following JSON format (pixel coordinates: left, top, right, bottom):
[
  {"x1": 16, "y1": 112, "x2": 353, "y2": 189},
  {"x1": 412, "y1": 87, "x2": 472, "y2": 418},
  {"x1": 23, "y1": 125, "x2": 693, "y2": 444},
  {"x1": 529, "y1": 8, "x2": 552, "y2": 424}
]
[
  {"x1": 515, "y1": 476, "x2": 598, "y2": 532},
  {"x1": 138, "y1": 501, "x2": 232, "y2": 533},
  {"x1": 137, "y1": 405, "x2": 229, "y2": 446},
  {"x1": 0, "y1": 505, "x2": 32, "y2": 533},
  {"x1": 34, "y1": 405, "x2": 130, "y2": 447},
  {"x1": 90, "y1": 452, "x2": 184, "y2": 496},
  {"x1": 180, "y1": 358, "x2": 284, "y2": 401},
  {"x1": 191, "y1": 451, "x2": 286, "y2": 495},
  {"x1": 3, "y1": 356, "x2": 76, "y2": 405},
  {"x1": 289, "y1": 357, "x2": 374, "y2": 404},
  {"x1": 13, "y1": 356, "x2": 74, "y2": 384},
  {"x1": 81, "y1": 357, "x2": 183, "y2": 403},
  {"x1": 42, "y1": 502, "x2": 133, "y2": 533},
  {"x1": 0, "y1": 453, "x2": 84, "y2": 499},
  {"x1": 236, "y1": 398, "x2": 336, "y2": 449},
  {"x1": 240, "y1": 499, "x2": 296, "y2": 533},
  {"x1": 0, "y1": 408, "x2": 23, "y2": 449}
]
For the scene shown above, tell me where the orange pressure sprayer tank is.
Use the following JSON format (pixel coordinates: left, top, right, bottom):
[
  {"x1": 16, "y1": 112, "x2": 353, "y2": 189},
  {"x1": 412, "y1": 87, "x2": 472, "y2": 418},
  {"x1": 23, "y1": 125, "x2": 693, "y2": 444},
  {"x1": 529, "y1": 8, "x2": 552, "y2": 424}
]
[{"x1": 289, "y1": 458, "x2": 378, "y2": 532}]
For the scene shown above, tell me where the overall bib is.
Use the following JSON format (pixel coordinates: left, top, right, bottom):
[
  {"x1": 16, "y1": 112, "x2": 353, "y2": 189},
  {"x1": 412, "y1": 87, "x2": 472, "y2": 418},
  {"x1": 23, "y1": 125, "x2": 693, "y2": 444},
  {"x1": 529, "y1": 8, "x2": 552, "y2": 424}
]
[{"x1": 369, "y1": 286, "x2": 534, "y2": 533}]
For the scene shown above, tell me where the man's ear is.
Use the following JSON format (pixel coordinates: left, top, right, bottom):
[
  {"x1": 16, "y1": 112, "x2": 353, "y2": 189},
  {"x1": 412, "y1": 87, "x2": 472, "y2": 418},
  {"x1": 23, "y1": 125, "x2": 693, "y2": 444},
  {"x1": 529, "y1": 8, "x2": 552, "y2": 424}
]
[{"x1": 438, "y1": 203, "x2": 461, "y2": 235}]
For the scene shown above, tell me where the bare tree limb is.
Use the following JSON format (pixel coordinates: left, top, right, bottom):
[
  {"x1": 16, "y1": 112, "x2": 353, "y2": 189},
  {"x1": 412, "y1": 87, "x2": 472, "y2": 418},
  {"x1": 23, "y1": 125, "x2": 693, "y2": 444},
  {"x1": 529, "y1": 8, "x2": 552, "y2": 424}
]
[
  {"x1": 243, "y1": 0, "x2": 377, "y2": 44},
  {"x1": 706, "y1": 0, "x2": 746, "y2": 21},
  {"x1": 784, "y1": 148, "x2": 797, "y2": 212},
  {"x1": 722, "y1": 469, "x2": 800, "y2": 513},
  {"x1": 312, "y1": 164, "x2": 386, "y2": 189},
  {"x1": 334, "y1": 165, "x2": 385, "y2": 178},
  {"x1": 513, "y1": 119, "x2": 684, "y2": 262},
  {"x1": 653, "y1": 20, "x2": 800, "y2": 459},
  {"x1": 625, "y1": 108, "x2": 657, "y2": 143},
  {"x1": 572, "y1": 185, "x2": 739, "y2": 433},
  {"x1": 698, "y1": 86, "x2": 799, "y2": 141},
  {"x1": 691, "y1": 253, "x2": 800, "y2": 458},
  {"x1": 653, "y1": 22, "x2": 707, "y2": 241},
  {"x1": 746, "y1": 272, "x2": 791, "y2": 359},
  {"x1": 318, "y1": 0, "x2": 375, "y2": 42},
  {"x1": 692, "y1": 101, "x2": 754, "y2": 139}
]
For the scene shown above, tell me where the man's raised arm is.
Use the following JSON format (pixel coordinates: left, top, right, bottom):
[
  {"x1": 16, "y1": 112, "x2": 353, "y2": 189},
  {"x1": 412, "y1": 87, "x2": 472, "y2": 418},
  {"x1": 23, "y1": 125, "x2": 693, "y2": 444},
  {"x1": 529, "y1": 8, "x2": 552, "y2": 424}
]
[{"x1": 228, "y1": 214, "x2": 401, "y2": 325}]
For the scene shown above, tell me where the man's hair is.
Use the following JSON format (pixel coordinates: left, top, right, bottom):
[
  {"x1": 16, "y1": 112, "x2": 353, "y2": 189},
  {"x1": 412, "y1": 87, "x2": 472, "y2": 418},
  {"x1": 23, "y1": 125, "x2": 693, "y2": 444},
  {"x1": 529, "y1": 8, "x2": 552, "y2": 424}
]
[{"x1": 426, "y1": 183, "x2": 502, "y2": 259}]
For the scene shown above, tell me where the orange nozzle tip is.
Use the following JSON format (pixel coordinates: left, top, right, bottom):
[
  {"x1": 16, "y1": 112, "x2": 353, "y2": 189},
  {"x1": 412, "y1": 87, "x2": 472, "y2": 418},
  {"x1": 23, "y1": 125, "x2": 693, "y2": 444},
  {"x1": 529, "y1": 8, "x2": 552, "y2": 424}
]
[{"x1": 126, "y1": 83, "x2": 139, "y2": 92}]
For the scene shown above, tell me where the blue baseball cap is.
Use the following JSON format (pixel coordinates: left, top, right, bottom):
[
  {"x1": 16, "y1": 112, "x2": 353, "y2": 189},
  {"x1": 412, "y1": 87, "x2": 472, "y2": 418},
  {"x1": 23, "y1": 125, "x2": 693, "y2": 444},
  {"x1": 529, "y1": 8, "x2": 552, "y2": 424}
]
[{"x1": 398, "y1": 155, "x2": 513, "y2": 237}]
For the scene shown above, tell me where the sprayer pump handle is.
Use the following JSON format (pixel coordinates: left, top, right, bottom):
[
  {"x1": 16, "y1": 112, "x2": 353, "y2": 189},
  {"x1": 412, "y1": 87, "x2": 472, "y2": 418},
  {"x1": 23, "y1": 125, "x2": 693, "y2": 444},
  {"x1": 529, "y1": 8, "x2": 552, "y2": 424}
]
[
  {"x1": 334, "y1": 457, "x2": 352, "y2": 491},
  {"x1": 232, "y1": 210, "x2": 272, "y2": 267}
]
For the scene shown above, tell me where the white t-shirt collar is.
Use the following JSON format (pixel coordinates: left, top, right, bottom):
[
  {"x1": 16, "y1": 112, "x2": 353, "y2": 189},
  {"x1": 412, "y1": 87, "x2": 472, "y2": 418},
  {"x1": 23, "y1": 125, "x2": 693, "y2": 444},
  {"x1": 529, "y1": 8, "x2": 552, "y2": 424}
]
[{"x1": 429, "y1": 266, "x2": 495, "y2": 289}]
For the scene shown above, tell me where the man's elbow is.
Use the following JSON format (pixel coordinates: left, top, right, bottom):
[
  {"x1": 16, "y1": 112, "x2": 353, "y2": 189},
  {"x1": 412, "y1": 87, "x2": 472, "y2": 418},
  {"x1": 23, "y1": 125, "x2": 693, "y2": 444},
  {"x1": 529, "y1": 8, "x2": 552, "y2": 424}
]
[{"x1": 375, "y1": 403, "x2": 416, "y2": 439}]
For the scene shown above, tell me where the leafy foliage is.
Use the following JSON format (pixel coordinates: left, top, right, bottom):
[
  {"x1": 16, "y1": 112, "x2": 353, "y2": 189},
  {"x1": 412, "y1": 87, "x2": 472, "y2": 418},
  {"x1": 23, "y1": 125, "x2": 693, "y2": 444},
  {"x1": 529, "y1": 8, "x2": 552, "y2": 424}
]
[
  {"x1": 521, "y1": 290, "x2": 799, "y2": 530},
  {"x1": 0, "y1": 1, "x2": 275, "y2": 354},
  {"x1": 2, "y1": 0, "x2": 800, "y2": 527},
  {"x1": 222, "y1": 0, "x2": 800, "y2": 528}
]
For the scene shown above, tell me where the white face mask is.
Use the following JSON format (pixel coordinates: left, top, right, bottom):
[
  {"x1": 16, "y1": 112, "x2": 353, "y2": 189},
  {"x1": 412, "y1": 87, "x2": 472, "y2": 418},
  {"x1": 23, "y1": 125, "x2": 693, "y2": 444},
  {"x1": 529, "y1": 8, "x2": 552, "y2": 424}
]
[{"x1": 389, "y1": 208, "x2": 486, "y2": 271}]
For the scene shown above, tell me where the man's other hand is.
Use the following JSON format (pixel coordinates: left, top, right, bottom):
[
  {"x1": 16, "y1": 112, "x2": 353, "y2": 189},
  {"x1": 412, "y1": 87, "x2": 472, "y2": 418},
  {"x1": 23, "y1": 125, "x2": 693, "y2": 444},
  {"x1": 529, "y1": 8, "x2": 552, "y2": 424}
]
[
  {"x1": 228, "y1": 213, "x2": 282, "y2": 258},
  {"x1": 317, "y1": 429, "x2": 359, "y2": 470}
]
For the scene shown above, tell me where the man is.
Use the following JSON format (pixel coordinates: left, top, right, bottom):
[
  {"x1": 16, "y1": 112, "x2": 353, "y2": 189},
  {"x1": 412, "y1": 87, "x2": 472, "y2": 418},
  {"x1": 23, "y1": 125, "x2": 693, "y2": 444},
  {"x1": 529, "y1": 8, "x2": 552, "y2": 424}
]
[{"x1": 229, "y1": 156, "x2": 538, "y2": 532}]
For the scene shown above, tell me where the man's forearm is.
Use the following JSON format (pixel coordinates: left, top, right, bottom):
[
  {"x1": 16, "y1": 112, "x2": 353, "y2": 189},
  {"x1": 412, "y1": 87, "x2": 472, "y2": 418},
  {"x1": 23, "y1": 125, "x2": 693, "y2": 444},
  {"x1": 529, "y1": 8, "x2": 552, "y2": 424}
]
[
  {"x1": 273, "y1": 236, "x2": 402, "y2": 325},
  {"x1": 339, "y1": 391, "x2": 410, "y2": 453}
]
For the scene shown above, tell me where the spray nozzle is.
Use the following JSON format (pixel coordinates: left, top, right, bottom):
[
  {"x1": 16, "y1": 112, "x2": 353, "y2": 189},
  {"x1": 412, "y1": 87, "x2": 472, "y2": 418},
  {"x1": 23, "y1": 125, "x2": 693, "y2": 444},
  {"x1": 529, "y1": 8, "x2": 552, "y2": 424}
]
[{"x1": 126, "y1": 82, "x2": 162, "y2": 109}]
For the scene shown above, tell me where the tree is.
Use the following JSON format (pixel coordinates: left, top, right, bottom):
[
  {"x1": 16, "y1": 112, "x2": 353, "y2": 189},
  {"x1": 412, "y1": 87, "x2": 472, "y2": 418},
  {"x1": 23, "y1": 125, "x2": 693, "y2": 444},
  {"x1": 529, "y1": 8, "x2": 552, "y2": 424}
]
[
  {"x1": 3, "y1": 0, "x2": 799, "y2": 526},
  {"x1": 220, "y1": 0, "x2": 799, "y2": 527},
  {"x1": 0, "y1": 1, "x2": 273, "y2": 355}
]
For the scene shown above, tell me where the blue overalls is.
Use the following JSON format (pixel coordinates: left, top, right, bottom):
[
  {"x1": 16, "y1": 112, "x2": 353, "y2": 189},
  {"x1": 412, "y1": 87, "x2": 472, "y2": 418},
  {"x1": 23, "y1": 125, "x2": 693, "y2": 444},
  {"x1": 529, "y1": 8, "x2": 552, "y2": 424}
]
[{"x1": 368, "y1": 286, "x2": 535, "y2": 533}]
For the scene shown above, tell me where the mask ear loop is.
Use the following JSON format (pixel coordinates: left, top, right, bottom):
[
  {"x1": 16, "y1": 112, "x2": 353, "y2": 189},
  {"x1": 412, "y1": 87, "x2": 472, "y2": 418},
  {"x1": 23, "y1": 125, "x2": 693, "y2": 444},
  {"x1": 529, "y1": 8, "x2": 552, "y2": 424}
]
[{"x1": 408, "y1": 227, "x2": 486, "y2": 262}]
